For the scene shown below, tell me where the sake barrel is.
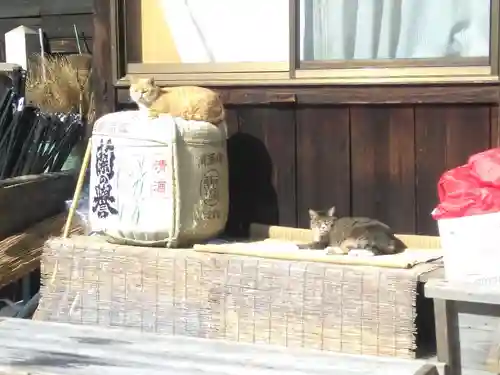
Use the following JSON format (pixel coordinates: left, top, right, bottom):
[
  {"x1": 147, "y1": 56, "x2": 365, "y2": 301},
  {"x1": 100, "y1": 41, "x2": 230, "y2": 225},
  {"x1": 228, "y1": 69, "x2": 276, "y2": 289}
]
[{"x1": 88, "y1": 111, "x2": 229, "y2": 247}]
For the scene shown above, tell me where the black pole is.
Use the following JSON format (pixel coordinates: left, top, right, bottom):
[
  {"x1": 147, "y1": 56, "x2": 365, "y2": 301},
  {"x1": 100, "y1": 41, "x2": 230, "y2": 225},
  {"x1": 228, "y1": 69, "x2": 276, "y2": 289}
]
[{"x1": 11, "y1": 66, "x2": 26, "y2": 102}]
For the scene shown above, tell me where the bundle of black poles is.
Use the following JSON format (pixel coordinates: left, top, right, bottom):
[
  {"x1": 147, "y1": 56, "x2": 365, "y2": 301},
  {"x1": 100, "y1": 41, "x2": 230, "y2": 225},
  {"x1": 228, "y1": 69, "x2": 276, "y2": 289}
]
[{"x1": 0, "y1": 71, "x2": 85, "y2": 180}]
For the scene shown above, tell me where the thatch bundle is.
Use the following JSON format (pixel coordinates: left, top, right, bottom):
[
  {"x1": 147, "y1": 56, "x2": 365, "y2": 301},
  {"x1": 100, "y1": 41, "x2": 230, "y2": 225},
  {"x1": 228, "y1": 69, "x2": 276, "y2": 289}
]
[{"x1": 26, "y1": 54, "x2": 95, "y2": 124}]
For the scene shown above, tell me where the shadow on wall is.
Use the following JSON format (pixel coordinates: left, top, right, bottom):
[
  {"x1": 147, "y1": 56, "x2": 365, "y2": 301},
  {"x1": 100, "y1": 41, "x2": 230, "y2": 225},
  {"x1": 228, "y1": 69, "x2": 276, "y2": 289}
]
[{"x1": 225, "y1": 133, "x2": 278, "y2": 237}]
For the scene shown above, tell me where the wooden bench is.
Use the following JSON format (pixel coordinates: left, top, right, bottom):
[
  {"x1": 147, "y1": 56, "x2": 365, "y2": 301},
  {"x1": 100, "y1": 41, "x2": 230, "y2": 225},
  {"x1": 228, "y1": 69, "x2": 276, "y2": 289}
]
[
  {"x1": 425, "y1": 278, "x2": 500, "y2": 375},
  {"x1": 0, "y1": 318, "x2": 438, "y2": 375}
]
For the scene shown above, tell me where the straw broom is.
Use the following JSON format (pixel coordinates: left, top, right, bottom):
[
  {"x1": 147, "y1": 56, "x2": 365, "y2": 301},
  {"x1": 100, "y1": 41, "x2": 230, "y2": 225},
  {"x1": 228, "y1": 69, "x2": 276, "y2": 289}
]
[{"x1": 26, "y1": 54, "x2": 95, "y2": 123}]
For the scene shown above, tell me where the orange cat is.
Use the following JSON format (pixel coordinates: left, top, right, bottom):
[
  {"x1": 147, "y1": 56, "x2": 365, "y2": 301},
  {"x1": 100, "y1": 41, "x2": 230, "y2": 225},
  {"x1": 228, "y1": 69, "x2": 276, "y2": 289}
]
[{"x1": 129, "y1": 77, "x2": 226, "y2": 126}]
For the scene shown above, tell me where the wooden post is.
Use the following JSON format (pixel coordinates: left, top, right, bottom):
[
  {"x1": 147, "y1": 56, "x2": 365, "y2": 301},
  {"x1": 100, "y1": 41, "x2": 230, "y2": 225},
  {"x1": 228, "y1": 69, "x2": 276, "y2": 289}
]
[
  {"x1": 93, "y1": 0, "x2": 116, "y2": 118},
  {"x1": 4, "y1": 26, "x2": 39, "y2": 70},
  {"x1": 433, "y1": 299, "x2": 462, "y2": 375}
]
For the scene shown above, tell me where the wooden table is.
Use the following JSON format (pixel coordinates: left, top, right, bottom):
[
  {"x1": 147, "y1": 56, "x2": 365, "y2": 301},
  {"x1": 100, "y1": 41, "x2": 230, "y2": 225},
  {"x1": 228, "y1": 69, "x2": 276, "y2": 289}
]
[
  {"x1": 425, "y1": 278, "x2": 500, "y2": 375},
  {"x1": 0, "y1": 318, "x2": 439, "y2": 375}
]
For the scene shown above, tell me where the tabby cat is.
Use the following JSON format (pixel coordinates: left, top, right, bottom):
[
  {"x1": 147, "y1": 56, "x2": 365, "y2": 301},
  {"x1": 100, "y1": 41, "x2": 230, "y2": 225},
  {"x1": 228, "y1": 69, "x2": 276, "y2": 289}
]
[
  {"x1": 129, "y1": 77, "x2": 226, "y2": 125},
  {"x1": 298, "y1": 206, "x2": 407, "y2": 256}
]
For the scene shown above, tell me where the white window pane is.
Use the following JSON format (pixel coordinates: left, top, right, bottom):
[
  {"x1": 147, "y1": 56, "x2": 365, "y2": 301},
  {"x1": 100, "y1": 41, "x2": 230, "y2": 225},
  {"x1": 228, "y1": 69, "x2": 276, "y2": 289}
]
[
  {"x1": 128, "y1": 0, "x2": 289, "y2": 64},
  {"x1": 300, "y1": 0, "x2": 491, "y2": 61}
]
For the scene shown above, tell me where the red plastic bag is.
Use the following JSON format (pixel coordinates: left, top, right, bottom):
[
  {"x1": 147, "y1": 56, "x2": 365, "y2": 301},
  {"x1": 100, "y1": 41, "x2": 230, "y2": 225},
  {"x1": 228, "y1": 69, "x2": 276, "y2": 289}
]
[
  {"x1": 468, "y1": 148, "x2": 500, "y2": 188},
  {"x1": 432, "y1": 148, "x2": 500, "y2": 220}
]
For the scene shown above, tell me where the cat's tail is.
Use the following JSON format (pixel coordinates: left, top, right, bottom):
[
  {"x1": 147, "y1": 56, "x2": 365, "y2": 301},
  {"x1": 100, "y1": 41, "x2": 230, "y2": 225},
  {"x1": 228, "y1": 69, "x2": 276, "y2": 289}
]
[
  {"x1": 213, "y1": 110, "x2": 226, "y2": 126},
  {"x1": 219, "y1": 121, "x2": 229, "y2": 139}
]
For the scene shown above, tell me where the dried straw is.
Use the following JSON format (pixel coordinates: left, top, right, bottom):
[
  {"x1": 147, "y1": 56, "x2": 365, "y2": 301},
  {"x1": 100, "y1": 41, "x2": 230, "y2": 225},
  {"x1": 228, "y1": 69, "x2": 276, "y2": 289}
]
[
  {"x1": 25, "y1": 54, "x2": 95, "y2": 123},
  {"x1": 0, "y1": 213, "x2": 82, "y2": 290}
]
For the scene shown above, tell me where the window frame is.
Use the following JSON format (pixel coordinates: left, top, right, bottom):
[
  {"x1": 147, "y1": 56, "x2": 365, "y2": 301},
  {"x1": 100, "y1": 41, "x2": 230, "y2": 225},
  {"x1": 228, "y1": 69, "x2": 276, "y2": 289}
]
[{"x1": 110, "y1": 0, "x2": 500, "y2": 86}]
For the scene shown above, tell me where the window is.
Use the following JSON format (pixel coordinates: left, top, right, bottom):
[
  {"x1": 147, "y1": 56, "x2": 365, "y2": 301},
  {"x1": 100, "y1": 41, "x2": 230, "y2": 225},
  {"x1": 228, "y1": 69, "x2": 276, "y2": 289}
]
[
  {"x1": 300, "y1": 0, "x2": 490, "y2": 63},
  {"x1": 112, "y1": 0, "x2": 499, "y2": 84},
  {"x1": 120, "y1": 0, "x2": 289, "y2": 82},
  {"x1": 126, "y1": 0, "x2": 289, "y2": 64}
]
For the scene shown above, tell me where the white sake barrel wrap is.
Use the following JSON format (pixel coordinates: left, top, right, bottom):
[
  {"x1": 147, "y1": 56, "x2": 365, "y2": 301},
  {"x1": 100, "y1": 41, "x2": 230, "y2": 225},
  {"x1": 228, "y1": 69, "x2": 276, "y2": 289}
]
[{"x1": 89, "y1": 111, "x2": 229, "y2": 247}]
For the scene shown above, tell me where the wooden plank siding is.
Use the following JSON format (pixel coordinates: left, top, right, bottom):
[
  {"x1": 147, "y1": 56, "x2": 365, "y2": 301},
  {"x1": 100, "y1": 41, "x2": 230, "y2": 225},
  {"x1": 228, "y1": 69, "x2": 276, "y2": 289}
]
[
  {"x1": 114, "y1": 93, "x2": 494, "y2": 237},
  {"x1": 0, "y1": 0, "x2": 93, "y2": 61}
]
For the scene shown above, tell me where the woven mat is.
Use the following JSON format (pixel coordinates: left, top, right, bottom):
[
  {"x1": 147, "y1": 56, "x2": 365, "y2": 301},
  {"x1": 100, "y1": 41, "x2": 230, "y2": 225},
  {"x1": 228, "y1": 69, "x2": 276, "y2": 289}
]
[
  {"x1": 37, "y1": 235, "x2": 438, "y2": 358},
  {"x1": 194, "y1": 238, "x2": 443, "y2": 269},
  {"x1": 0, "y1": 213, "x2": 82, "y2": 288}
]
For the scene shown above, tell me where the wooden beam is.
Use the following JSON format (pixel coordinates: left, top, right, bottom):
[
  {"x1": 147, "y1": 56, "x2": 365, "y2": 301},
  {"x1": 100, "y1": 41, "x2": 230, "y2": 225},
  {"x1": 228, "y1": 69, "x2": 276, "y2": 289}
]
[{"x1": 116, "y1": 84, "x2": 500, "y2": 106}]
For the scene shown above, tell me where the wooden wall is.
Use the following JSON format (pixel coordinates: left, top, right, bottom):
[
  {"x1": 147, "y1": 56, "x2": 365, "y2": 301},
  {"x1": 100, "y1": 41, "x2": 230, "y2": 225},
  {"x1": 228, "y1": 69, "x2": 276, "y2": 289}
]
[
  {"x1": 219, "y1": 102, "x2": 493, "y2": 236},
  {"x1": 93, "y1": 0, "x2": 500, "y2": 238},
  {"x1": 114, "y1": 87, "x2": 499, "y2": 237},
  {"x1": 0, "y1": 0, "x2": 93, "y2": 60}
]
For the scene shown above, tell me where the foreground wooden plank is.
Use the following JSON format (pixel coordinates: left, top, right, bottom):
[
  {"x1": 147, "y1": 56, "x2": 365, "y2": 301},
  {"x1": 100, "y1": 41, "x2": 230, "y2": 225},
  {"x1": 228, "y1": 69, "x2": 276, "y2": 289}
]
[{"x1": 0, "y1": 318, "x2": 436, "y2": 375}]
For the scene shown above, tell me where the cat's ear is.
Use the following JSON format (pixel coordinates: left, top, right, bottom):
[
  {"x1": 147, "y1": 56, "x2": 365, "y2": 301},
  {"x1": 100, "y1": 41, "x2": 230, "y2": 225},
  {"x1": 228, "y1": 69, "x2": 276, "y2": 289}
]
[
  {"x1": 308, "y1": 209, "x2": 319, "y2": 220},
  {"x1": 146, "y1": 77, "x2": 155, "y2": 85},
  {"x1": 327, "y1": 206, "x2": 336, "y2": 217}
]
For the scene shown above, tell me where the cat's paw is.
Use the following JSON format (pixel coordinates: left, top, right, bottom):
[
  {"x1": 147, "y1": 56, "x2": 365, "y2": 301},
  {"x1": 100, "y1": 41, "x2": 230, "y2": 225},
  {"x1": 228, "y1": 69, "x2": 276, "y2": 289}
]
[
  {"x1": 347, "y1": 249, "x2": 376, "y2": 257},
  {"x1": 297, "y1": 242, "x2": 327, "y2": 251},
  {"x1": 354, "y1": 238, "x2": 371, "y2": 249},
  {"x1": 326, "y1": 246, "x2": 347, "y2": 255}
]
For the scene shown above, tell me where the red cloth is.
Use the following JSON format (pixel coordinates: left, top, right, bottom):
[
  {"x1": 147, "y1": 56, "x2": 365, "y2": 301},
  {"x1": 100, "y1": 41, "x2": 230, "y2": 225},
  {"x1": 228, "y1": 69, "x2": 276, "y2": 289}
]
[{"x1": 433, "y1": 148, "x2": 500, "y2": 220}]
